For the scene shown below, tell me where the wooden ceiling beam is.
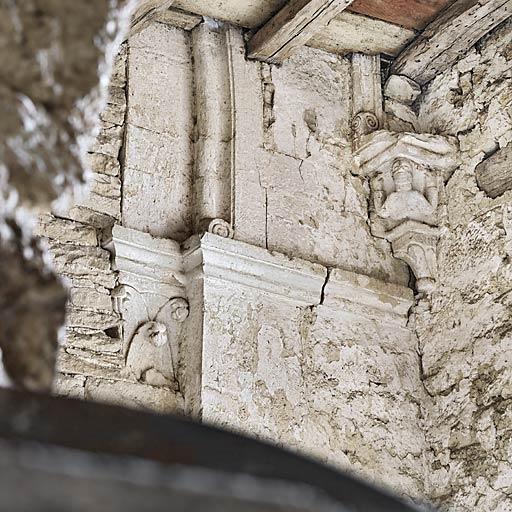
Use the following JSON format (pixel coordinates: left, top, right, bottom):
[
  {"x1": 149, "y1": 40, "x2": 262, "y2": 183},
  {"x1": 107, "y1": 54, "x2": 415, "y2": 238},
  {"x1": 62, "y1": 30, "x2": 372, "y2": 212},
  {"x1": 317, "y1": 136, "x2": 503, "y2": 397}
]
[
  {"x1": 247, "y1": 0, "x2": 355, "y2": 64},
  {"x1": 391, "y1": 0, "x2": 512, "y2": 85}
]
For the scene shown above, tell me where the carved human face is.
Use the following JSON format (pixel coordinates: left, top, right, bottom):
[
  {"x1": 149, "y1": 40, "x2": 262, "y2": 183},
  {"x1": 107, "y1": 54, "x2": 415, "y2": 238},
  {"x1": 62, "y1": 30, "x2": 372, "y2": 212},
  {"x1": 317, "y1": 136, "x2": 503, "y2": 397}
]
[
  {"x1": 146, "y1": 322, "x2": 167, "y2": 347},
  {"x1": 392, "y1": 159, "x2": 414, "y2": 191}
]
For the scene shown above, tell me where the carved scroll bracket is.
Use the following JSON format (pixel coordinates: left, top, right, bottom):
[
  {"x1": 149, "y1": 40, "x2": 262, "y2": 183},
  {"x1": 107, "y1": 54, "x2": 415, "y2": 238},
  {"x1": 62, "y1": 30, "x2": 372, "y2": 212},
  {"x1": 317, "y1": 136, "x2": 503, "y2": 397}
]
[{"x1": 354, "y1": 130, "x2": 460, "y2": 296}]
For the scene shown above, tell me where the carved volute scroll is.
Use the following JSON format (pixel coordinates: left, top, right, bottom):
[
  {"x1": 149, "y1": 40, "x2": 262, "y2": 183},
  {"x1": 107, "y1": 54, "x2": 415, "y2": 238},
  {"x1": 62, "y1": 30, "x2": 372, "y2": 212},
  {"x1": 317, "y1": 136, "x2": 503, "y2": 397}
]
[
  {"x1": 207, "y1": 218, "x2": 234, "y2": 239},
  {"x1": 354, "y1": 130, "x2": 459, "y2": 296},
  {"x1": 352, "y1": 112, "x2": 381, "y2": 139}
]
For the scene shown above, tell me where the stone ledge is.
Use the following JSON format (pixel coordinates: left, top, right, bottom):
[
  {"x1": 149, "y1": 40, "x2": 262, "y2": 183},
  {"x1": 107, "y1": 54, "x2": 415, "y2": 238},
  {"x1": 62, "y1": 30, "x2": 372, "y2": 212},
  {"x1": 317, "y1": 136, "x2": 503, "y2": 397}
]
[
  {"x1": 114, "y1": 225, "x2": 414, "y2": 317},
  {"x1": 193, "y1": 233, "x2": 327, "y2": 307},
  {"x1": 187, "y1": 233, "x2": 414, "y2": 315},
  {"x1": 324, "y1": 268, "x2": 413, "y2": 318}
]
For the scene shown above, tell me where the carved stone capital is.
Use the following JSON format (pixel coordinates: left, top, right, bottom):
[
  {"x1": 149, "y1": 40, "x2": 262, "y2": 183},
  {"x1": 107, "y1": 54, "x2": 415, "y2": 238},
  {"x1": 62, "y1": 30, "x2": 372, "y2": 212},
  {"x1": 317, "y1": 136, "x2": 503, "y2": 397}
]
[
  {"x1": 353, "y1": 130, "x2": 459, "y2": 294},
  {"x1": 112, "y1": 225, "x2": 189, "y2": 388}
]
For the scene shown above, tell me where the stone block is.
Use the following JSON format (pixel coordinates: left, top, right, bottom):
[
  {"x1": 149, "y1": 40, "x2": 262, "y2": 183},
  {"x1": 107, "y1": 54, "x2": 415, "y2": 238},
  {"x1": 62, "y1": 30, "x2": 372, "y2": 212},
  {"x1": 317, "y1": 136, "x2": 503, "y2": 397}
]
[
  {"x1": 36, "y1": 214, "x2": 98, "y2": 246},
  {"x1": 64, "y1": 206, "x2": 116, "y2": 231},
  {"x1": 53, "y1": 373, "x2": 86, "y2": 400},
  {"x1": 110, "y1": 42, "x2": 128, "y2": 88},
  {"x1": 68, "y1": 286, "x2": 113, "y2": 313},
  {"x1": 57, "y1": 349, "x2": 122, "y2": 381},
  {"x1": 49, "y1": 243, "x2": 116, "y2": 288},
  {"x1": 64, "y1": 329, "x2": 122, "y2": 354},
  {"x1": 475, "y1": 144, "x2": 512, "y2": 199},
  {"x1": 89, "y1": 122, "x2": 124, "y2": 157},
  {"x1": 384, "y1": 75, "x2": 421, "y2": 105},
  {"x1": 78, "y1": 173, "x2": 121, "y2": 219},
  {"x1": 128, "y1": 23, "x2": 193, "y2": 135},
  {"x1": 100, "y1": 85, "x2": 127, "y2": 126},
  {"x1": 86, "y1": 152, "x2": 121, "y2": 177},
  {"x1": 66, "y1": 307, "x2": 120, "y2": 331}
]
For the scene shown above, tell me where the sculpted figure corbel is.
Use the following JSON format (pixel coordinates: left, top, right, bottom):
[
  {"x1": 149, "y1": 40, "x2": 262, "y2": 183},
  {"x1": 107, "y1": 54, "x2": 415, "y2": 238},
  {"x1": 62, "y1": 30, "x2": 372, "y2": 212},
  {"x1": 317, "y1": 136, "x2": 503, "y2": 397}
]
[
  {"x1": 374, "y1": 158, "x2": 439, "y2": 230},
  {"x1": 353, "y1": 130, "x2": 460, "y2": 297},
  {"x1": 371, "y1": 158, "x2": 441, "y2": 296},
  {"x1": 124, "y1": 297, "x2": 190, "y2": 388}
]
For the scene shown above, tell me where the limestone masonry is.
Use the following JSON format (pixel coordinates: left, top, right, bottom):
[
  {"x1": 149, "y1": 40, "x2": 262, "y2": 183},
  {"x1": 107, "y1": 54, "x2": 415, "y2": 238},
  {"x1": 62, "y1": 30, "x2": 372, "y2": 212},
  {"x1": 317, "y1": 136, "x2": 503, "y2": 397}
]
[{"x1": 31, "y1": 12, "x2": 512, "y2": 512}]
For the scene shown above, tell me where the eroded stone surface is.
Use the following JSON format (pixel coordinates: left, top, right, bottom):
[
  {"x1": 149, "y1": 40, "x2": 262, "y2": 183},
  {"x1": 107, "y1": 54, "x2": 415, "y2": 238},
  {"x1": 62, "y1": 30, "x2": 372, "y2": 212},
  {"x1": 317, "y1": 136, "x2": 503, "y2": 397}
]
[
  {"x1": 34, "y1": 12, "x2": 512, "y2": 512},
  {"x1": 385, "y1": 75, "x2": 422, "y2": 105},
  {"x1": 199, "y1": 238, "x2": 425, "y2": 498},
  {"x1": 230, "y1": 41, "x2": 410, "y2": 286},
  {"x1": 415, "y1": 19, "x2": 512, "y2": 512}
]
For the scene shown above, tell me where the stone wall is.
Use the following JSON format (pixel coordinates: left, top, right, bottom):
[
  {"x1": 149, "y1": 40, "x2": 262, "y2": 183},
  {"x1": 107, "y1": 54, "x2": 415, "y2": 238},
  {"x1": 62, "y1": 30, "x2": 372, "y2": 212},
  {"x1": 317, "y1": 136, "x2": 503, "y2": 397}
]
[
  {"x1": 38, "y1": 16, "x2": 429, "y2": 502},
  {"x1": 40, "y1": 37, "x2": 184, "y2": 412},
  {"x1": 414, "y1": 19, "x2": 512, "y2": 511},
  {"x1": 199, "y1": 235, "x2": 425, "y2": 498},
  {"x1": 231, "y1": 41, "x2": 409, "y2": 285}
]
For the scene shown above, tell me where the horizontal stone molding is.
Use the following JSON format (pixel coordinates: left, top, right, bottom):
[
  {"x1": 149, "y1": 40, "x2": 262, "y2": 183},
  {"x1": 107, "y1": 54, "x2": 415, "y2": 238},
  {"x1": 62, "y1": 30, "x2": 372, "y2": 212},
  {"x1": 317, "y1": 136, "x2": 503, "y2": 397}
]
[
  {"x1": 112, "y1": 225, "x2": 185, "y2": 293},
  {"x1": 187, "y1": 233, "x2": 414, "y2": 316},
  {"x1": 114, "y1": 226, "x2": 414, "y2": 317},
  {"x1": 193, "y1": 233, "x2": 327, "y2": 306},
  {"x1": 323, "y1": 268, "x2": 414, "y2": 318}
]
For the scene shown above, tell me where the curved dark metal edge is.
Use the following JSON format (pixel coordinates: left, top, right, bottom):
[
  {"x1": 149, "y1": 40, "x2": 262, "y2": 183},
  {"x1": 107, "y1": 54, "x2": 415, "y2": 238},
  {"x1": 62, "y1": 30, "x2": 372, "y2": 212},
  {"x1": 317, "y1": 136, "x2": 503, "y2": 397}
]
[{"x1": 0, "y1": 389, "x2": 426, "y2": 511}]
